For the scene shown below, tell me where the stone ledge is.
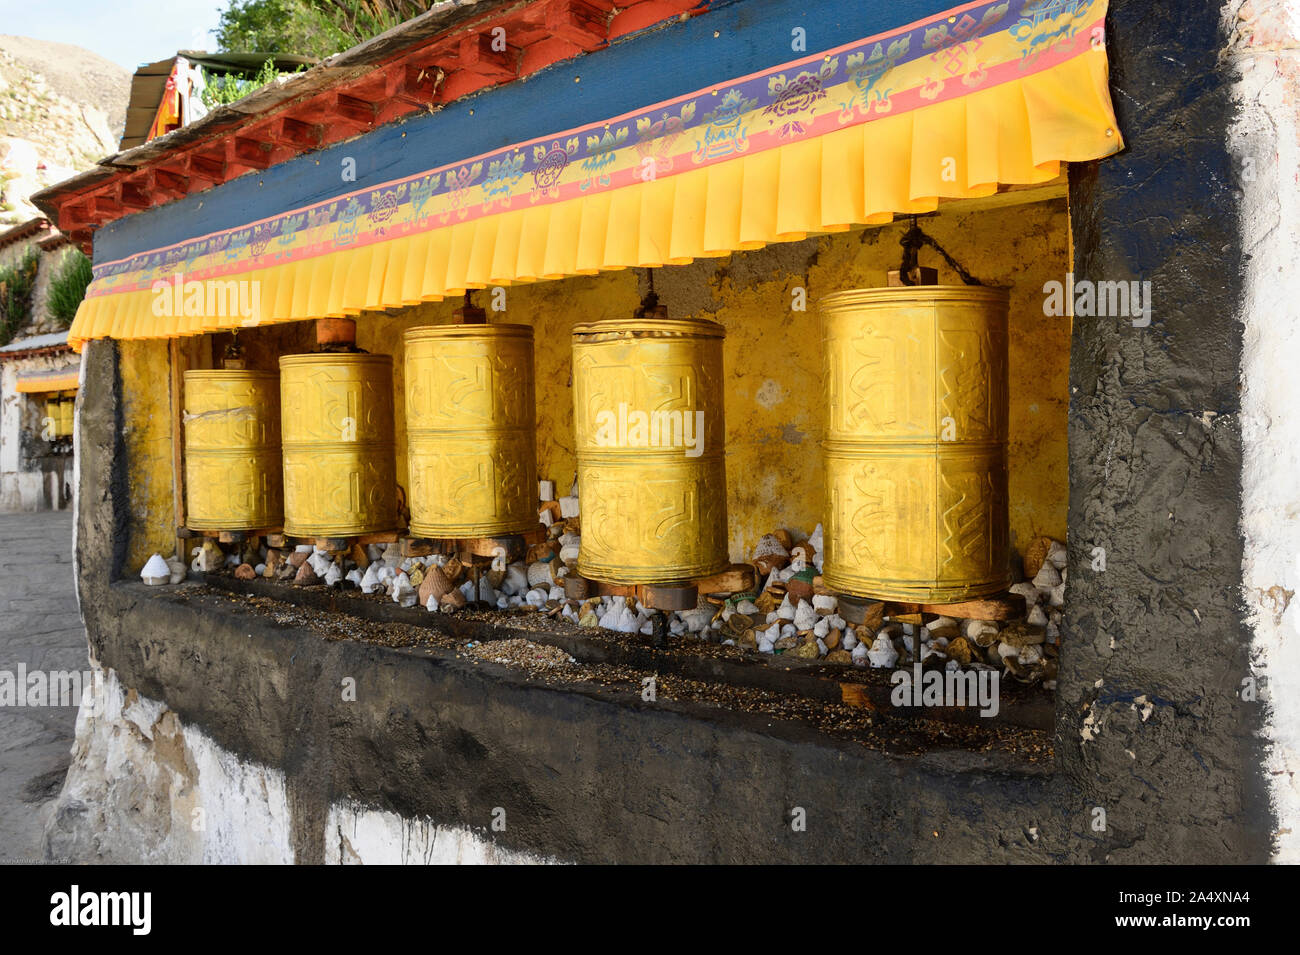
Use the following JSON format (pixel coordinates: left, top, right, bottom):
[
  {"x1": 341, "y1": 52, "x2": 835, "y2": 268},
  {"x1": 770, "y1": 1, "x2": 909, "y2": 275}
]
[
  {"x1": 91, "y1": 581, "x2": 1057, "y2": 864},
  {"x1": 191, "y1": 570, "x2": 1057, "y2": 732}
]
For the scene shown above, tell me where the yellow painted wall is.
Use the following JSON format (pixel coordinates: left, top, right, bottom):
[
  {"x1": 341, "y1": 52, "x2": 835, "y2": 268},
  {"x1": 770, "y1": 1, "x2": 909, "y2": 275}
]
[
  {"x1": 119, "y1": 197, "x2": 1069, "y2": 569},
  {"x1": 120, "y1": 339, "x2": 179, "y2": 572}
]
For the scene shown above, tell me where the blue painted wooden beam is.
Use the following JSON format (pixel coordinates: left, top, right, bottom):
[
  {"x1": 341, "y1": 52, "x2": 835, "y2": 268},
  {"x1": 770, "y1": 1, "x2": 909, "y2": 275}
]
[{"x1": 94, "y1": 0, "x2": 951, "y2": 264}]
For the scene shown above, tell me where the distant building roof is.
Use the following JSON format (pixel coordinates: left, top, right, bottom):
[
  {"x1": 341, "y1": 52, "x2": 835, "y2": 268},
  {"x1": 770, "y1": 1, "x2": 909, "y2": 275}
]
[
  {"x1": 0, "y1": 331, "x2": 71, "y2": 356},
  {"x1": 120, "y1": 52, "x2": 319, "y2": 151},
  {"x1": 36, "y1": 231, "x2": 72, "y2": 252},
  {"x1": 0, "y1": 217, "x2": 52, "y2": 252}
]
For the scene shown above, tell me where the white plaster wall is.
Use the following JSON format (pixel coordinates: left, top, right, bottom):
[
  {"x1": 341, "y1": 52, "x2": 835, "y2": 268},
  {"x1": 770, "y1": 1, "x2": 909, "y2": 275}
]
[
  {"x1": 0, "y1": 361, "x2": 19, "y2": 475},
  {"x1": 46, "y1": 662, "x2": 551, "y2": 865},
  {"x1": 324, "y1": 803, "x2": 555, "y2": 865},
  {"x1": 49, "y1": 664, "x2": 295, "y2": 864},
  {"x1": 1226, "y1": 0, "x2": 1300, "y2": 863}
]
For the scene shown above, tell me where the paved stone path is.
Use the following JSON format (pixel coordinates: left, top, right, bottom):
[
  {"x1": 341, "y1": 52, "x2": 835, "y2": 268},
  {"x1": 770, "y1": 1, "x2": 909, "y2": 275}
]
[{"x1": 0, "y1": 510, "x2": 84, "y2": 863}]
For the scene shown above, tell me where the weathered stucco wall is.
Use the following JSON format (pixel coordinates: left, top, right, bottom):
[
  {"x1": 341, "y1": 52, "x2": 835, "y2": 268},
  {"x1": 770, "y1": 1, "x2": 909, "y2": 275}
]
[{"x1": 46, "y1": 661, "x2": 553, "y2": 864}]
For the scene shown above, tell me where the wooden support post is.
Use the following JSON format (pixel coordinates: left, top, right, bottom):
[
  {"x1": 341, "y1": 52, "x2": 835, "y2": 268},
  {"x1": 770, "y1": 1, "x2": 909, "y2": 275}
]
[
  {"x1": 169, "y1": 339, "x2": 186, "y2": 561},
  {"x1": 152, "y1": 168, "x2": 189, "y2": 200},
  {"x1": 694, "y1": 563, "x2": 758, "y2": 595},
  {"x1": 401, "y1": 538, "x2": 441, "y2": 557},
  {"x1": 355, "y1": 530, "x2": 400, "y2": 546},
  {"x1": 637, "y1": 583, "x2": 698, "y2": 611},
  {"x1": 884, "y1": 594, "x2": 1027, "y2": 621},
  {"x1": 563, "y1": 575, "x2": 592, "y2": 600},
  {"x1": 594, "y1": 581, "x2": 637, "y2": 599},
  {"x1": 836, "y1": 596, "x2": 886, "y2": 629},
  {"x1": 457, "y1": 535, "x2": 526, "y2": 562}
]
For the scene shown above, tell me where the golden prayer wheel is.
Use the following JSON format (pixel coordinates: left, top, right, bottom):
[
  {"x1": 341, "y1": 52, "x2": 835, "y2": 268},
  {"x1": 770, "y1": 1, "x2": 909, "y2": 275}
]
[
  {"x1": 279, "y1": 353, "x2": 397, "y2": 537},
  {"x1": 820, "y1": 286, "x2": 1010, "y2": 602},
  {"x1": 183, "y1": 370, "x2": 283, "y2": 531},
  {"x1": 44, "y1": 392, "x2": 75, "y2": 439},
  {"x1": 572, "y1": 317, "x2": 728, "y2": 584},
  {"x1": 404, "y1": 324, "x2": 537, "y2": 537}
]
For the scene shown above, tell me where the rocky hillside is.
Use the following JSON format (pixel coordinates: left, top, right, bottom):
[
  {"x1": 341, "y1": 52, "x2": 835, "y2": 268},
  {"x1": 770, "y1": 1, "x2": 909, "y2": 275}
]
[{"x1": 0, "y1": 35, "x2": 130, "y2": 228}]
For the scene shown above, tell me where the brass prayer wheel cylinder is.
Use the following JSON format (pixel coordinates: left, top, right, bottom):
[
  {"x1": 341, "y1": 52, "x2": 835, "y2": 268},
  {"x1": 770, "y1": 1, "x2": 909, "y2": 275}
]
[
  {"x1": 45, "y1": 392, "x2": 75, "y2": 438},
  {"x1": 279, "y1": 353, "x2": 397, "y2": 537},
  {"x1": 404, "y1": 324, "x2": 538, "y2": 537},
  {"x1": 572, "y1": 317, "x2": 729, "y2": 584},
  {"x1": 820, "y1": 286, "x2": 1011, "y2": 602},
  {"x1": 183, "y1": 370, "x2": 283, "y2": 531}
]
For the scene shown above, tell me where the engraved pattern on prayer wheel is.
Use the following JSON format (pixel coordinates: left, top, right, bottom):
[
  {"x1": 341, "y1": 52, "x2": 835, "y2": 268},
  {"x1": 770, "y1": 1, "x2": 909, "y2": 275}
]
[
  {"x1": 572, "y1": 317, "x2": 728, "y2": 584},
  {"x1": 820, "y1": 286, "x2": 1010, "y2": 602},
  {"x1": 279, "y1": 353, "x2": 397, "y2": 537},
  {"x1": 404, "y1": 324, "x2": 537, "y2": 537},
  {"x1": 183, "y1": 370, "x2": 282, "y2": 531}
]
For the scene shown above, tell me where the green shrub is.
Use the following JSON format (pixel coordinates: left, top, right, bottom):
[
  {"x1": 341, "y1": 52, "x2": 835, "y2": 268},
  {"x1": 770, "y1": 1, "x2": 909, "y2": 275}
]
[
  {"x1": 216, "y1": 0, "x2": 423, "y2": 59},
  {"x1": 199, "y1": 57, "x2": 302, "y2": 110},
  {"x1": 48, "y1": 249, "x2": 94, "y2": 329},
  {"x1": 0, "y1": 247, "x2": 40, "y2": 346}
]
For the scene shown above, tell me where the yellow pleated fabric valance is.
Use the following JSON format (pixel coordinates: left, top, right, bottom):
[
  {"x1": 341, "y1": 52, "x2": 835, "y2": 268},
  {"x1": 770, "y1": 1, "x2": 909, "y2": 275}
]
[
  {"x1": 16, "y1": 369, "x2": 80, "y2": 393},
  {"x1": 70, "y1": 0, "x2": 1123, "y2": 351}
]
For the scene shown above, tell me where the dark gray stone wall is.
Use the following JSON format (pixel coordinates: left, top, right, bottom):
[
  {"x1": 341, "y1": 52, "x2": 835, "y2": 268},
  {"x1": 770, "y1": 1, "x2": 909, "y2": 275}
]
[
  {"x1": 87, "y1": 583, "x2": 1060, "y2": 864},
  {"x1": 1062, "y1": 0, "x2": 1271, "y2": 861}
]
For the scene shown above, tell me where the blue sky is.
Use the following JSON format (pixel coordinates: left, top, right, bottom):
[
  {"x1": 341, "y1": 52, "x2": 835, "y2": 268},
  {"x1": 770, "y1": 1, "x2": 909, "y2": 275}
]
[{"x1": 0, "y1": 0, "x2": 225, "y2": 71}]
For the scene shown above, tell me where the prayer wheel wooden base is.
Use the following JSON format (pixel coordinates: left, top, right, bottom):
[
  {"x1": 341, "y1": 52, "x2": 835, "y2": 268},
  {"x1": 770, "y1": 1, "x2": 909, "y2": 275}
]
[{"x1": 399, "y1": 529, "x2": 546, "y2": 565}]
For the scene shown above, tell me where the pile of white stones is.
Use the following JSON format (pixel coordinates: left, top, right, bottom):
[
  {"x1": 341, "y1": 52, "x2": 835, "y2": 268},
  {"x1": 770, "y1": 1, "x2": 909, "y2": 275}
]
[
  {"x1": 580, "y1": 526, "x2": 1067, "y2": 689},
  {"x1": 140, "y1": 516, "x2": 1065, "y2": 689}
]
